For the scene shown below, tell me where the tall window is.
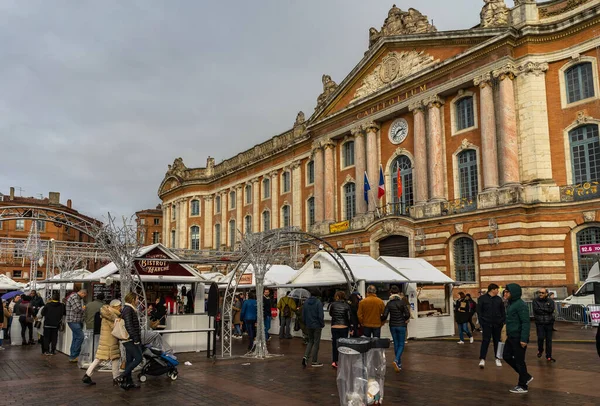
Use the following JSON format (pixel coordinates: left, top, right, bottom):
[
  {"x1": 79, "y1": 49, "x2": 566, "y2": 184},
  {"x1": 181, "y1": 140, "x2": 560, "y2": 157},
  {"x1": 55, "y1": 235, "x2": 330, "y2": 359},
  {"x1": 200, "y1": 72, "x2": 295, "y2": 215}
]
[
  {"x1": 343, "y1": 141, "x2": 355, "y2": 167},
  {"x1": 570, "y1": 124, "x2": 600, "y2": 184},
  {"x1": 307, "y1": 197, "x2": 315, "y2": 227},
  {"x1": 456, "y1": 96, "x2": 474, "y2": 131},
  {"x1": 458, "y1": 150, "x2": 478, "y2": 199},
  {"x1": 454, "y1": 237, "x2": 476, "y2": 283},
  {"x1": 154, "y1": 218, "x2": 160, "y2": 226},
  {"x1": 391, "y1": 155, "x2": 414, "y2": 214},
  {"x1": 190, "y1": 226, "x2": 200, "y2": 250},
  {"x1": 36, "y1": 220, "x2": 46, "y2": 232},
  {"x1": 282, "y1": 171, "x2": 291, "y2": 193},
  {"x1": 263, "y1": 178, "x2": 271, "y2": 199},
  {"x1": 0, "y1": 221, "x2": 3, "y2": 230},
  {"x1": 282, "y1": 205, "x2": 291, "y2": 228},
  {"x1": 152, "y1": 232, "x2": 160, "y2": 244},
  {"x1": 245, "y1": 184, "x2": 252, "y2": 204},
  {"x1": 230, "y1": 191, "x2": 236, "y2": 209},
  {"x1": 171, "y1": 206, "x2": 176, "y2": 220},
  {"x1": 566, "y1": 62, "x2": 595, "y2": 104},
  {"x1": 215, "y1": 195, "x2": 221, "y2": 213},
  {"x1": 229, "y1": 220, "x2": 236, "y2": 247},
  {"x1": 262, "y1": 210, "x2": 271, "y2": 231},
  {"x1": 12, "y1": 270, "x2": 22, "y2": 278},
  {"x1": 215, "y1": 224, "x2": 221, "y2": 250},
  {"x1": 245, "y1": 215, "x2": 252, "y2": 234},
  {"x1": 16, "y1": 219, "x2": 24, "y2": 231},
  {"x1": 577, "y1": 227, "x2": 600, "y2": 280},
  {"x1": 307, "y1": 161, "x2": 315, "y2": 184},
  {"x1": 191, "y1": 200, "x2": 200, "y2": 216},
  {"x1": 344, "y1": 183, "x2": 356, "y2": 220},
  {"x1": 170, "y1": 230, "x2": 176, "y2": 248}
]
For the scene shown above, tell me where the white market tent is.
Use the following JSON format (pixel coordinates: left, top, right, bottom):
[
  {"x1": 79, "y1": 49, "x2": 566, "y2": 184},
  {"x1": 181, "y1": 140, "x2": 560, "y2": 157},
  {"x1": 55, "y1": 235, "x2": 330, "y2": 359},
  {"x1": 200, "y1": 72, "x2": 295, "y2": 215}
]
[
  {"x1": 377, "y1": 256, "x2": 454, "y2": 284},
  {"x1": 0, "y1": 274, "x2": 25, "y2": 290},
  {"x1": 221, "y1": 264, "x2": 297, "y2": 288},
  {"x1": 34, "y1": 268, "x2": 91, "y2": 291}
]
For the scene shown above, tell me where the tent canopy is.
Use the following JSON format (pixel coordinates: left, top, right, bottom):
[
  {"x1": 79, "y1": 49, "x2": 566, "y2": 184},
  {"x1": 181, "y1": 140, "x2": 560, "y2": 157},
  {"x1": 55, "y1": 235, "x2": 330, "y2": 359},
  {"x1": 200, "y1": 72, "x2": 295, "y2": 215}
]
[
  {"x1": 378, "y1": 256, "x2": 454, "y2": 284},
  {"x1": 0, "y1": 274, "x2": 25, "y2": 290},
  {"x1": 221, "y1": 264, "x2": 297, "y2": 288}
]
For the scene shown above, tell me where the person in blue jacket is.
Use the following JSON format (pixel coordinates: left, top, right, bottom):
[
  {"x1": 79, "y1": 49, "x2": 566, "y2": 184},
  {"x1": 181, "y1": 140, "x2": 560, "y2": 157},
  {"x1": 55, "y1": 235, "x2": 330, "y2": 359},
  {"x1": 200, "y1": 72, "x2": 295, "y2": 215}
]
[
  {"x1": 302, "y1": 289, "x2": 325, "y2": 367},
  {"x1": 241, "y1": 291, "x2": 257, "y2": 351}
]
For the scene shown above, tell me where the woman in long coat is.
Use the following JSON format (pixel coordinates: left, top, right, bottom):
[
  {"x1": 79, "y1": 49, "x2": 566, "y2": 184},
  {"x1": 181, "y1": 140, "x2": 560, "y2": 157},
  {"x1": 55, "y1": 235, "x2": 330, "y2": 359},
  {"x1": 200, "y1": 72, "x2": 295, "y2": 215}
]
[{"x1": 82, "y1": 299, "x2": 122, "y2": 385}]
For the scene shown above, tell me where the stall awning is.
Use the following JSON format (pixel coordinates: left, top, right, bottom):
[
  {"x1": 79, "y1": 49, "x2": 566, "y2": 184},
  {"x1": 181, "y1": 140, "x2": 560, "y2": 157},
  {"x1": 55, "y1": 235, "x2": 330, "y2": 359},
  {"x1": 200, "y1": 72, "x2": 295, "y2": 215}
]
[
  {"x1": 378, "y1": 256, "x2": 454, "y2": 284},
  {"x1": 0, "y1": 274, "x2": 25, "y2": 290}
]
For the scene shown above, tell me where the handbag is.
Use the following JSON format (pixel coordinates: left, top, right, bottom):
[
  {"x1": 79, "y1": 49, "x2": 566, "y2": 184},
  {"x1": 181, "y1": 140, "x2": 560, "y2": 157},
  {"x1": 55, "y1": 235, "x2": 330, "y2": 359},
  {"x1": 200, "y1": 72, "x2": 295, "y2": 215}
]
[
  {"x1": 58, "y1": 319, "x2": 65, "y2": 332},
  {"x1": 34, "y1": 319, "x2": 42, "y2": 329},
  {"x1": 25, "y1": 306, "x2": 34, "y2": 324},
  {"x1": 111, "y1": 317, "x2": 130, "y2": 340}
]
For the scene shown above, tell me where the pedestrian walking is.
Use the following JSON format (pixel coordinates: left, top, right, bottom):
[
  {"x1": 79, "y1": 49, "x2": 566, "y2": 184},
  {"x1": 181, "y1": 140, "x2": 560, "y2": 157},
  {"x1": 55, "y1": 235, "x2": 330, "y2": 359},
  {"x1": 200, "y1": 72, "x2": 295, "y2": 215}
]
[
  {"x1": 2, "y1": 299, "x2": 10, "y2": 348},
  {"x1": 465, "y1": 294, "x2": 477, "y2": 333},
  {"x1": 277, "y1": 291, "x2": 297, "y2": 339},
  {"x1": 118, "y1": 292, "x2": 143, "y2": 390},
  {"x1": 302, "y1": 289, "x2": 324, "y2": 368},
  {"x1": 455, "y1": 292, "x2": 473, "y2": 344},
  {"x1": 241, "y1": 291, "x2": 257, "y2": 351},
  {"x1": 477, "y1": 283, "x2": 505, "y2": 368},
  {"x1": 533, "y1": 288, "x2": 556, "y2": 362},
  {"x1": 82, "y1": 299, "x2": 123, "y2": 386},
  {"x1": 503, "y1": 283, "x2": 533, "y2": 394},
  {"x1": 66, "y1": 289, "x2": 88, "y2": 362},
  {"x1": 41, "y1": 292, "x2": 66, "y2": 355},
  {"x1": 263, "y1": 289, "x2": 274, "y2": 342},
  {"x1": 349, "y1": 293, "x2": 361, "y2": 337},
  {"x1": 358, "y1": 285, "x2": 385, "y2": 338},
  {"x1": 232, "y1": 294, "x2": 243, "y2": 339},
  {"x1": 328, "y1": 291, "x2": 351, "y2": 368},
  {"x1": 0, "y1": 299, "x2": 5, "y2": 350},
  {"x1": 381, "y1": 285, "x2": 410, "y2": 372},
  {"x1": 596, "y1": 325, "x2": 600, "y2": 358},
  {"x1": 18, "y1": 295, "x2": 34, "y2": 345}
]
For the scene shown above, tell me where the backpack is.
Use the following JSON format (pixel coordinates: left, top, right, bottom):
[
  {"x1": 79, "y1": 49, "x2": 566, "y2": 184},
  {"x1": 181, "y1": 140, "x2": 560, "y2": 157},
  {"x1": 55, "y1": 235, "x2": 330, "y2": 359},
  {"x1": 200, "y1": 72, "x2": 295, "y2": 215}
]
[{"x1": 282, "y1": 299, "x2": 292, "y2": 318}]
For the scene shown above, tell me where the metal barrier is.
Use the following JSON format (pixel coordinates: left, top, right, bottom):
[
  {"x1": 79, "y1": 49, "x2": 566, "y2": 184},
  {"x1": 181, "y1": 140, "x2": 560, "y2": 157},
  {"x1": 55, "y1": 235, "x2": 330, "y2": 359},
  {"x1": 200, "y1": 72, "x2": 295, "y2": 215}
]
[{"x1": 525, "y1": 301, "x2": 596, "y2": 328}]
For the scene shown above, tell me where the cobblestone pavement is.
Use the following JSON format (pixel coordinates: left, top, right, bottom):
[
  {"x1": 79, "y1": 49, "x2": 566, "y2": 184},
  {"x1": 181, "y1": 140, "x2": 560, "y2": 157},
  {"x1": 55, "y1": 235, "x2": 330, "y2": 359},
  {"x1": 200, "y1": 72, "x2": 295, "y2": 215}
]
[{"x1": 0, "y1": 330, "x2": 598, "y2": 406}]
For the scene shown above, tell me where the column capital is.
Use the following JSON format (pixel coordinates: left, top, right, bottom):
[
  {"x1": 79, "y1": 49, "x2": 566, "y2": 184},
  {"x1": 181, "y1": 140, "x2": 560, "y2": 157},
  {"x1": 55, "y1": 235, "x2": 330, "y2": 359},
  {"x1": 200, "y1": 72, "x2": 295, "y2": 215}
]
[
  {"x1": 235, "y1": 185, "x2": 243, "y2": 191},
  {"x1": 311, "y1": 140, "x2": 323, "y2": 151},
  {"x1": 474, "y1": 72, "x2": 493, "y2": 88},
  {"x1": 362, "y1": 121, "x2": 380, "y2": 133},
  {"x1": 290, "y1": 159, "x2": 302, "y2": 170},
  {"x1": 409, "y1": 100, "x2": 425, "y2": 113},
  {"x1": 203, "y1": 195, "x2": 213, "y2": 202},
  {"x1": 269, "y1": 170, "x2": 279, "y2": 178},
  {"x1": 322, "y1": 138, "x2": 336, "y2": 149},
  {"x1": 492, "y1": 63, "x2": 518, "y2": 81},
  {"x1": 350, "y1": 125, "x2": 364, "y2": 137},
  {"x1": 517, "y1": 61, "x2": 549, "y2": 77},
  {"x1": 251, "y1": 177, "x2": 260, "y2": 184},
  {"x1": 425, "y1": 95, "x2": 445, "y2": 109}
]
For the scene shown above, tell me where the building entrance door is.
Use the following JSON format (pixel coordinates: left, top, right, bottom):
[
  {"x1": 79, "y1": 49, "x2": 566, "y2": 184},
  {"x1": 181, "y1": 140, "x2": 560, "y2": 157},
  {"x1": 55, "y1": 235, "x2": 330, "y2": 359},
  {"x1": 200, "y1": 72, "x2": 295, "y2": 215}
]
[{"x1": 378, "y1": 235, "x2": 409, "y2": 257}]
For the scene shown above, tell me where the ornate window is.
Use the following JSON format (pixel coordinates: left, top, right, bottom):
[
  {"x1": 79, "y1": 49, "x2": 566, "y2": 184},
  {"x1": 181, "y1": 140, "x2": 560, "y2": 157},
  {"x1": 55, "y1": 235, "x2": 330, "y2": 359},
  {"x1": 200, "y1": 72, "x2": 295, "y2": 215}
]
[
  {"x1": 190, "y1": 226, "x2": 200, "y2": 250},
  {"x1": 282, "y1": 171, "x2": 291, "y2": 193},
  {"x1": 282, "y1": 205, "x2": 291, "y2": 228},
  {"x1": 390, "y1": 155, "x2": 414, "y2": 215},
  {"x1": 171, "y1": 206, "x2": 176, "y2": 220},
  {"x1": 263, "y1": 178, "x2": 270, "y2": 199},
  {"x1": 576, "y1": 227, "x2": 600, "y2": 280},
  {"x1": 455, "y1": 96, "x2": 474, "y2": 131},
  {"x1": 170, "y1": 230, "x2": 176, "y2": 248},
  {"x1": 229, "y1": 220, "x2": 236, "y2": 247},
  {"x1": 454, "y1": 237, "x2": 476, "y2": 283},
  {"x1": 307, "y1": 197, "x2": 315, "y2": 227},
  {"x1": 214, "y1": 224, "x2": 221, "y2": 250},
  {"x1": 458, "y1": 150, "x2": 478, "y2": 199},
  {"x1": 262, "y1": 210, "x2": 271, "y2": 231},
  {"x1": 569, "y1": 124, "x2": 600, "y2": 184},
  {"x1": 16, "y1": 219, "x2": 24, "y2": 231},
  {"x1": 215, "y1": 195, "x2": 221, "y2": 213},
  {"x1": 245, "y1": 184, "x2": 252, "y2": 204},
  {"x1": 191, "y1": 200, "x2": 200, "y2": 216},
  {"x1": 566, "y1": 63, "x2": 595, "y2": 104},
  {"x1": 343, "y1": 141, "x2": 355, "y2": 167},
  {"x1": 245, "y1": 215, "x2": 252, "y2": 234},
  {"x1": 229, "y1": 191, "x2": 236, "y2": 209},
  {"x1": 344, "y1": 182, "x2": 356, "y2": 220},
  {"x1": 307, "y1": 161, "x2": 315, "y2": 185}
]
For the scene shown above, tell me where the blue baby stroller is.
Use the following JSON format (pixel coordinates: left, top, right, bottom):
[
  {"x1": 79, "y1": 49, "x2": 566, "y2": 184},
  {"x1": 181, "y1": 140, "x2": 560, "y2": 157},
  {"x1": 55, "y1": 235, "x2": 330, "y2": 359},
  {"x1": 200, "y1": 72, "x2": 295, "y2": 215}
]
[{"x1": 138, "y1": 345, "x2": 179, "y2": 382}]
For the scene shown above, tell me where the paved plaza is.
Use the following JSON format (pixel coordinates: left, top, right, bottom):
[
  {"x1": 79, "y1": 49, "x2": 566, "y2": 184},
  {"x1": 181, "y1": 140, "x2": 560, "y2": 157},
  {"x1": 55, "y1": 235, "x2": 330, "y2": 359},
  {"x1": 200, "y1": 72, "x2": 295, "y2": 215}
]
[{"x1": 0, "y1": 323, "x2": 598, "y2": 406}]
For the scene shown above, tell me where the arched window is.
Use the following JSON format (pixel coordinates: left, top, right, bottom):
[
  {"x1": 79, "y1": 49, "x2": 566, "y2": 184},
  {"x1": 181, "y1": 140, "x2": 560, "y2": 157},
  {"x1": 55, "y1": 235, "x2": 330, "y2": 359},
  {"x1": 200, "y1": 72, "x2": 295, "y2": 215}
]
[
  {"x1": 263, "y1": 178, "x2": 271, "y2": 199},
  {"x1": 282, "y1": 205, "x2": 291, "y2": 228},
  {"x1": 262, "y1": 210, "x2": 271, "y2": 231},
  {"x1": 458, "y1": 150, "x2": 478, "y2": 199},
  {"x1": 215, "y1": 195, "x2": 221, "y2": 213},
  {"x1": 245, "y1": 215, "x2": 252, "y2": 234},
  {"x1": 229, "y1": 220, "x2": 236, "y2": 247},
  {"x1": 190, "y1": 226, "x2": 200, "y2": 250},
  {"x1": 454, "y1": 237, "x2": 476, "y2": 283},
  {"x1": 191, "y1": 200, "x2": 200, "y2": 216},
  {"x1": 569, "y1": 124, "x2": 600, "y2": 184},
  {"x1": 229, "y1": 191, "x2": 236, "y2": 209},
  {"x1": 343, "y1": 141, "x2": 355, "y2": 167},
  {"x1": 390, "y1": 155, "x2": 414, "y2": 215},
  {"x1": 282, "y1": 171, "x2": 291, "y2": 193},
  {"x1": 171, "y1": 205, "x2": 176, "y2": 220},
  {"x1": 455, "y1": 96, "x2": 474, "y2": 131},
  {"x1": 245, "y1": 184, "x2": 252, "y2": 204},
  {"x1": 214, "y1": 224, "x2": 221, "y2": 250},
  {"x1": 566, "y1": 62, "x2": 595, "y2": 104},
  {"x1": 576, "y1": 227, "x2": 600, "y2": 280},
  {"x1": 307, "y1": 161, "x2": 315, "y2": 184},
  {"x1": 307, "y1": 197, "x2": 315, "y2": 227},
  {"x1": 170, "y1": 229, "x2": 176, "y2": 249},
  {"x1": 344, "y1": 182, "x2": 356, "y2": 220}
]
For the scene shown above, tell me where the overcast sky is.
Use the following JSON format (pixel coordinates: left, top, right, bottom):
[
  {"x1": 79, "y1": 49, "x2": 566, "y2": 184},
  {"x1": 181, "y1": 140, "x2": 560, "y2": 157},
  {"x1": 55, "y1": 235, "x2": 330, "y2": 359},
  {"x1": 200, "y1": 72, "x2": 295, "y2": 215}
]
[{"x1": 0, "y1": 0, "x2": 516, "y2": 220}]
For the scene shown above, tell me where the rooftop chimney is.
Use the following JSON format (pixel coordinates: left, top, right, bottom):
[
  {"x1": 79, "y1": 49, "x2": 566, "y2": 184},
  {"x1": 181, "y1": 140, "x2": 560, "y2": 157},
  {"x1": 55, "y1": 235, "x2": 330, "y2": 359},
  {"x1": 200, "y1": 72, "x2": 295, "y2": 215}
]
[
  {"x1": 48, "y1": 192, "x2": 60, "y2": 205},
  {"x1": 9, "y1": 187, "x2": 14, "y2": 200},
  {"x1": 67, "y1": 199, "x2": 72, "y2": 209}
]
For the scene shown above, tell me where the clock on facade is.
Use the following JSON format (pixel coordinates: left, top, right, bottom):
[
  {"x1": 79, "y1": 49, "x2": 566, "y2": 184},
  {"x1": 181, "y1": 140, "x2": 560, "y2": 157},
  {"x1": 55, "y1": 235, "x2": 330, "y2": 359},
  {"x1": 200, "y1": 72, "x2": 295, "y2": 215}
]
[{"x1": 389, "y1": 118, "x2": 409, "y2": 144}]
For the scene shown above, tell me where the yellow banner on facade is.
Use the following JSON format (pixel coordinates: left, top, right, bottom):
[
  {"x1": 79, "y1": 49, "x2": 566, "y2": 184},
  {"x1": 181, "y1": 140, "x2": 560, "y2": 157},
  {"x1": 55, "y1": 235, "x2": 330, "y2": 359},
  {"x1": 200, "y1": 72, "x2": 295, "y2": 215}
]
[{"x1": 329, "y1": 220, "x2": 350, "y2": 234}]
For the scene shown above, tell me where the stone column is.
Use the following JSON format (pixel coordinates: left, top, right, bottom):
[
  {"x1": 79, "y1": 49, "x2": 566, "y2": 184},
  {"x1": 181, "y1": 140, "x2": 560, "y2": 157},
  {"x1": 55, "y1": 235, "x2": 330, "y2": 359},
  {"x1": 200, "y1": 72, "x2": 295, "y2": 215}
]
[
  {"x1": 364, "y1": 121, "x2": 380, "y2": 212},
  {"x1": 493, "y1": 64, "x2": 520, "y2": 186},
  {"x1": 203, "y1": 196, "x2": 213, "y2": 249},
  {"x1": 178, "y1": 198, "x2": 188, "y2": 249},
  {"x1": 270, "y1": 170, "x2": 279, "y2": 229},
  {"x1": 252, "y1": 178, "x2": 260, "y2": 232},
  {"x1": 352, "y1": 126, "x2": 367, "y2": 214},
  {"x1": 221, "y1": 192, "x2": 227, "y2": 247},
  {"x1": 426, "y1": 96, "x2": 446, "y2": 201},
  {"x1": 162, "y1": 205, "x2": 168, "y2": 245},
  {"x1": 313, "y1": 142, "x2": 325, "y2": 223},
  {"x1": 409, "y1": 101, "x2": 428, "y2": 204},
  {"x1": 323, "y1": 139, "x2": 336, "y2": 221},
  {"x1": 291, "y1": 160, "x2": 302, "y2": 226},
  {"x1": 236, "y1": 185, "x2": 243, "y2": 238},
  {"x1": 474, "y1": 73, "x2": 499, "y2": 190}
]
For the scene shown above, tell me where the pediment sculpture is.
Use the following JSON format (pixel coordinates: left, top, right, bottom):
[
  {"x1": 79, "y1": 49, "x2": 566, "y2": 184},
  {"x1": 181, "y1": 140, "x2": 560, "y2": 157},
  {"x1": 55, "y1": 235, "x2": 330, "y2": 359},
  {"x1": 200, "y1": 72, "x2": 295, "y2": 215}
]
[
  {"x1": 294, "y1": 111, "x2": 305, "y2": 127},
  {"x1": 480, "y1": 0, "x2": 509, "y2": 28},
  {"x1": 315, "y1": 74, "x2": 338, "y2": 110},
  {"x1": 352, "y1": 51, "x2": 438, "y2": 102},
  {"x1": 369, "y1": 6, "x2": 437, "y2": 47},
  {"x1": 166, "y1": 157, "x2": 187, "y2": 179}
]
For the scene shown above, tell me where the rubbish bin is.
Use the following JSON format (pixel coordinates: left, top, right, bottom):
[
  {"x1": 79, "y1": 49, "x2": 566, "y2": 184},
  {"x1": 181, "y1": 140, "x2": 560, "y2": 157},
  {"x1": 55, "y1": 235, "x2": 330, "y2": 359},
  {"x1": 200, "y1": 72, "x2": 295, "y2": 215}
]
[{"x1": 336, "y1": 337, "x2": 390, "y2": 406}]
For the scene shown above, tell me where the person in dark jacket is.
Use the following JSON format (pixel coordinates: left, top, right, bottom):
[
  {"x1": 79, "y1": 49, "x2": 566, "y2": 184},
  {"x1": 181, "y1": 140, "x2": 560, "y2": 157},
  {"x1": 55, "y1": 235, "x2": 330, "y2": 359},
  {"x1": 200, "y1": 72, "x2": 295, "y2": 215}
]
[
  {"x1": 30, "y1": 290, "x2": 45, "y2": 315},
  {"x1": 302, "y1": 289, "x2": 324, "y2": 368},
  {"x1": 477, "y1": 283, "x2": 506, "y2": 368},
  {"x1": 465, "y1": 293, "x2": 478, "y2": 332},
  {"x1": 503, "y1": 283, "x2": 533, "y2": 394},
  {"x1": 596, "y1": 325, "x2": 600, "y2": 358},
  {"x1": 19, "y1": 295, "x2": 35, "y2": 345},
  {"x1": 262, "y1": 289, "x2": 274, "y2": 342},
  {"x1": 533, "y1": 288, "x2": 556, "y2": 362},
  {"x1": 381, "y1": 285, "x2": 410, "y2": 372},
  {"x1": 241, "y1": 292, "x2": 258, "y2": 350},
  {"x1": 41, "y1": 292, "x2": 66, "y2": 355},
  {"x1": 455, "y1": 292, "x2": 473, "y2": 344},
  {"x1": 349, "y1": 293, "x2": 361, "y2": 337},
  {"x1": 118, "y1": 292, "x2": 142, "y2": 390},
  {"x1": 328, "y1": 291, "x2": 351, "y2": 368}
]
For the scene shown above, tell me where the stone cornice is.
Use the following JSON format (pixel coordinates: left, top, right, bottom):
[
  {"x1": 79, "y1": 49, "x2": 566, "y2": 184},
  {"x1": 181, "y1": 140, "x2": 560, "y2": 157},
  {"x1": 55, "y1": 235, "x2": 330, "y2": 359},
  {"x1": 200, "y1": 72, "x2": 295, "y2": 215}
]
[{"x1": 517, "y1": 61, "x2": 549, "y2": 76}]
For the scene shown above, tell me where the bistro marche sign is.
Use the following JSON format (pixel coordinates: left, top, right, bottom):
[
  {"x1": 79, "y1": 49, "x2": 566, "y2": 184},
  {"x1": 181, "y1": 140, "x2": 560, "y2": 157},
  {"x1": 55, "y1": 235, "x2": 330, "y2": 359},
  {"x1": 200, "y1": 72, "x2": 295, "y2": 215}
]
[
  {"x1": 139, "y1": 254, "x2": 170, "y2": 274},
  {"x1": 134, "y1": 247, "x2": 193, "y2": 277},
  {"x1": 330, "y1": 220, "x2": 350, "y2": 234}
]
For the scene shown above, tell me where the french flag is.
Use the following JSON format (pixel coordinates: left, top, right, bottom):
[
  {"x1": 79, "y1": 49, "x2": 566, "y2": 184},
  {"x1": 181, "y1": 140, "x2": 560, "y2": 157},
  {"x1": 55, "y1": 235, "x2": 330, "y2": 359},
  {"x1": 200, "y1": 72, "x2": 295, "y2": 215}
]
[{"x1": 378, "y1": 165, "x2": 385, "y2": 199}]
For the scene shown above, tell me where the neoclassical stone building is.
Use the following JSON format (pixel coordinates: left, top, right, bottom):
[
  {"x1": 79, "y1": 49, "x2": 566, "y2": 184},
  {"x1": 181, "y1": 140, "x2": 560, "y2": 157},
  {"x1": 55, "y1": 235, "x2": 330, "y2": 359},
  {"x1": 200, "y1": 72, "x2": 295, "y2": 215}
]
[{"x1": 158, "y1": 0, "x2": 600, "y2": 296}]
